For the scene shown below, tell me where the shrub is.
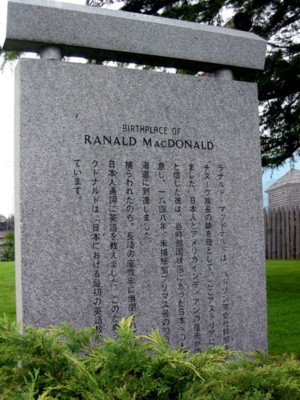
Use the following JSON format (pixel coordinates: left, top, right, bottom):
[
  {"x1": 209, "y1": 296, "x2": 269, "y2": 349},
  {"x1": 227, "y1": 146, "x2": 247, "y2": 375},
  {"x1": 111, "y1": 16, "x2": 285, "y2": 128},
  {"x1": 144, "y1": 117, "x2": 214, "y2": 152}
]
[
  {"x1": 0, "y1": 315, "x2": 299, "y2": 399},
  {"x1": 0, "y1": 231, "x2": 14, "y2": 261}
]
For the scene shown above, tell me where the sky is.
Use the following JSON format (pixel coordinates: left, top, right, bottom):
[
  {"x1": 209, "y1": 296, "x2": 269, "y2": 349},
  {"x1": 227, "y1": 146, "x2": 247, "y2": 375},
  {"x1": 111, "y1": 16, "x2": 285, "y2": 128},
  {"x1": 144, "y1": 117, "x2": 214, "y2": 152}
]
[
  {"x1": 0, "y1": 61, "x2": 14, "y2": 217},
  {"x1": 0, "y1": 0, "x2": 299, "y2": 217}
]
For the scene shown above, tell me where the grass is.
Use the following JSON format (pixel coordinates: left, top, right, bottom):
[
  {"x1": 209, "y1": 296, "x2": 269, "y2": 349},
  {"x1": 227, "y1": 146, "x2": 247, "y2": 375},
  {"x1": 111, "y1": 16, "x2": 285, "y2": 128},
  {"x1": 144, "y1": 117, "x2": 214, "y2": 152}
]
[
  {"x1": 266, "y1": 259, "x2": 300, "y2": 355},
  {"x1": 1, "y1": 260, "x2": 299, "y2": 355},
  {"x1": 0, "y1": 261, "x2": 15, "y2": 322}
]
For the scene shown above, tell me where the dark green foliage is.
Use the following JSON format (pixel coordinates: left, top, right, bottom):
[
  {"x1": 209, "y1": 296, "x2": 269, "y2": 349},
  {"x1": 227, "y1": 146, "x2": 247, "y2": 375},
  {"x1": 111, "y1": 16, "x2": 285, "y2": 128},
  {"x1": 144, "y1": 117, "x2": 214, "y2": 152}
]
[
  {"x1": 0, "y1": 49, "x2": 21, "y2": 70},
  {"x1": 89, "y1": 0, "x2": 300, "y2": 168},
  {"x1": 0, "y1": 231, "x2": 14, "y2": 261},
  {"x1": 0, "y1": 315, "x2": 300, "y2": 399},
  {"x1": 85, "y1": 0, "x2": 113, "y2": 7}
]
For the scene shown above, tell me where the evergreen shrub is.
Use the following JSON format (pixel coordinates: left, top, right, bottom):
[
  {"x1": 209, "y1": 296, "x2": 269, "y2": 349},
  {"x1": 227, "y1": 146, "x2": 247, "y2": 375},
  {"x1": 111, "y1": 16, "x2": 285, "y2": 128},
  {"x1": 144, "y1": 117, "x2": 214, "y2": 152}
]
[{"x1": 0, "y1": 315, "x2": 299, "y2": 399}]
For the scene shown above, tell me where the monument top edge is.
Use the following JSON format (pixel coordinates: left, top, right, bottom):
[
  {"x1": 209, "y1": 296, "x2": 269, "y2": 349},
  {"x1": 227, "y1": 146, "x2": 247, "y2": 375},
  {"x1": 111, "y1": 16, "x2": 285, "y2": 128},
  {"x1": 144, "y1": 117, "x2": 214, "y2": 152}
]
[
  {"x1": 7, "y1": 0, "x2": 265, "y2": 42},
  {"x1": 2, "y1": 0, "x2": 267, "y2": 72}
]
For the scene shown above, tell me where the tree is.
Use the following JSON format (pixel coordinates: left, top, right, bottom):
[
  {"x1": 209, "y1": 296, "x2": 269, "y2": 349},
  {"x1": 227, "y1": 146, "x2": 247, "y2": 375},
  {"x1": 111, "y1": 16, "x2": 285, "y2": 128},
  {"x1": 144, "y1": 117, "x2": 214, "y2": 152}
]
[
  {"x1": 86, "y1": 0, "x2": 109, "y2": 6},
  {"x1": 0, "y1": 215, "x2": 14, "y2": 261},
  {"x1": 0, "y1": 231, "x2": 14, "y2": 261},
  {"x1": 87, "y1": 0, "x2": 300, "y2": 168},
  {"x1": 0, "y1": 214, "x2": 14, "y2": 231},
  {"x1": 0, "y1": 215, "x2": 7, "y2": 231}
]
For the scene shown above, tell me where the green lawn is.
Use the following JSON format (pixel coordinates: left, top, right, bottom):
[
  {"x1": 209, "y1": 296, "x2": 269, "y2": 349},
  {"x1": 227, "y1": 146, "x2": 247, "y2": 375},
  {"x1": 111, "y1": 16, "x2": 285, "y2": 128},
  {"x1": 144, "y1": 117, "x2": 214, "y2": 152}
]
[
  {"x1": 1, "y1": 260, "x2": 299, "y2": 355},
  {"x1": 0, "y1": 261, "x2": 16, "y2": 322},
  {"x1": 266, "y1": 259, "x2": 300, "y2": 355}
]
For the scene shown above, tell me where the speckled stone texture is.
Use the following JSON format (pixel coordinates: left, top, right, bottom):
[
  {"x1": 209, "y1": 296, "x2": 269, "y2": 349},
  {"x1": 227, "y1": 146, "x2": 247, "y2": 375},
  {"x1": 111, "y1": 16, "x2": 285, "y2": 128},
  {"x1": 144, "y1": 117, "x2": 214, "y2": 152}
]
[
  {"x1": 2, "y1": 0, "x2": 266, "y2": 72},
  {"x1": 15, "y1": 58, "x2": 267, "y2": 352}
]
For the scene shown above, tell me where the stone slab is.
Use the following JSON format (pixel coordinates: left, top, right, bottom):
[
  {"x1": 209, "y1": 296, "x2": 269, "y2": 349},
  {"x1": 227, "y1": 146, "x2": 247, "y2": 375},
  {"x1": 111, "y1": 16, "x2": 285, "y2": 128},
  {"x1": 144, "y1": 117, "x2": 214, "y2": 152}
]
[
  {"x1": 2, "y1": 0, "x2": 266, "y2": 72},
  {"x1": 15, "y1": 58, "x2": 267, "y2": 352}
]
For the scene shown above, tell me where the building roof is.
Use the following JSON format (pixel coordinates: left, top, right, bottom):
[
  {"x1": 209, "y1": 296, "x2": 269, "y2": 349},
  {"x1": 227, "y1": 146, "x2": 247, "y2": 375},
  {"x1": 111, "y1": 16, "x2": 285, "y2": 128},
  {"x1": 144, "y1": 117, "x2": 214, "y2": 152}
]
[{"x1": 265, "y1": 168, "x2": 300, "y2": 192}]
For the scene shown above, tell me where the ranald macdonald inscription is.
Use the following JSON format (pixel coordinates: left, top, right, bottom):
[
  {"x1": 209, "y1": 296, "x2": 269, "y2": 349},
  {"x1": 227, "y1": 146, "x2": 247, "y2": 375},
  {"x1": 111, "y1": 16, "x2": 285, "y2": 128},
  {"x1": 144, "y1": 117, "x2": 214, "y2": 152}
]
[{"x1": 84, "y1": 125, "x2": 214, "y2": 150}]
